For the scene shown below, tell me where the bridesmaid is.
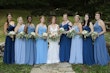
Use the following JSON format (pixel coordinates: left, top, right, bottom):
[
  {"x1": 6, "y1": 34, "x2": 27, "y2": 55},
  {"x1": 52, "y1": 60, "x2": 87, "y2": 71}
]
[
  {"x1": 94, "y1": 12, "x2": 110, "y2": 65},
  {"x1": 35, "y1": 16, "x2": 48, "y2": 64},
  {"x1": 3, "y1": 13, "x2": 15, "y2": 64},
  {"x1": 14, "y1": 17, "x2": 26, "y2": 64},
  {"x1": 69, "y1": 15, "x2": 83, "y2": 64},
  {"x1": 24, "y1": 16, "x2": 35, "y2": 65},
  {"x1": 59, "y1": 13, "x2": 72, "y2": 62},
  {"x1": 83, "y1": 14, "x2": 95, "y2": 65},
  {"x1": 47, "y1": 16, "x2": 60, "y2": 64}
]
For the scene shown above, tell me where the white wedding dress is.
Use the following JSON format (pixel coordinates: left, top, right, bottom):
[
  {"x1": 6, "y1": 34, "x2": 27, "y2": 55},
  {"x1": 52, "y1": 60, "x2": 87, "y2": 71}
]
[{"x1": 47, "y1": 26, "x2": 60, "y2": 64}]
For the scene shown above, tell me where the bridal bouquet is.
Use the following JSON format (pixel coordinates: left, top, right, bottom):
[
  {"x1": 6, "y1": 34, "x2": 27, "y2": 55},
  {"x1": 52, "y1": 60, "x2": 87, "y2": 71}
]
[
  {"x1": 16, "y1": 31, "x2": 25, "y2": 39},
  {"x1": 67, "y1": 28, "x2": 76, "y2": 38},
  {"x1": 8, "y1": 31, "x2": 16, "y2": 41},
  {"x1": 91, "y1": 32, "x2": 98, "y2": 41},
  {"x1": 82, "y1": 30, "x2": 89, "y2": 38},
  {"x1": 42, "y1": 32, "x2": 48, "y2": 39},
  {"x1": 48, "y1": 32, "x2": 60, "y2": 41},
  {"x1": 59, "y1": 28, "x2": 65, "y2": 35}
]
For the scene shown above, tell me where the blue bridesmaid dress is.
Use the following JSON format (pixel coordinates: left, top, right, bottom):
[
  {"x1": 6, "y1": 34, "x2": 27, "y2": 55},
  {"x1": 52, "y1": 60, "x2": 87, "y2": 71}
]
[
  {"x1": 59, "y1": 23, "x2": 71, "y2": 62},
  {"x1": 94, "y1": 22, "x2": 110, "y2": 65},
  {"x1": 3, "y1": 25, "x2": 15, "y2": 64},
  {"x1": 83, "y1": 25, "x2": 95, "y2": 65},
  {"x1": 15, "y1": 24, "x2": 26, "y2": 64},
  {"x1": 35, "y1": 25, "x2": 48, "y2": 64},
  {"x1": 25, "y1": 25, "x2": 35, "y2": 65},
  {"x1": 69, "y1": 25, "x2": 83, "y2": 64}
]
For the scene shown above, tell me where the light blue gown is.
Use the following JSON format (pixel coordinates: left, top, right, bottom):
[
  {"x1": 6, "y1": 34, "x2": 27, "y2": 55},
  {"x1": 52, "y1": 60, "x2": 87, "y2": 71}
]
[
  {"x1": 25, "y1": 25, "x2": 35, "y2": 65},
  {"x1": 94, "y1": 22, "x2": 110, "y2": 65},
  {"x1": 35, "y1": 25, "x2": 48, "y2": 64},
  {"x1": 69, "y1": 25, "x2": 83, "y2": 64},
  {"x1": 15, "y1": 24, "x2": 26, "y2": 64}
]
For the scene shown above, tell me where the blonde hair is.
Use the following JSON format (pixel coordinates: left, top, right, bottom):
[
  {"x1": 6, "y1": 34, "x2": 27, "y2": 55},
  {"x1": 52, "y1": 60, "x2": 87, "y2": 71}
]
[
  {"x1": 74, "y1": 15, "x2": 82, "y2": 22},
  {"x1": 17, "y1": 17, "x2": 23, "y2": 25}
]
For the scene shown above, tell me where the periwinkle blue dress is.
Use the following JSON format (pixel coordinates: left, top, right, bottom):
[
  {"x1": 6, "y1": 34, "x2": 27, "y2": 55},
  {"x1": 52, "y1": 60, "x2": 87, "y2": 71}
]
[
  {"x1": 69, "y1": 25, "x2": 83, "y2": 64},
  {"x1": 59, "y1": 23, "x2": 71, "y2": 62},
  {"x1": 35, "y1": 25, "x2": 48, "y2": 64},
  {"x1": 15, "y1": 24, "x2": 26, "y2": 64},
  {"x1": 83, "y1": 25, "x2": 95, "y2": 65},
  {"x1": 3, "y1": 25, "x2": 15, "y2": 64},
  {"x1": 25, "y1": 25, "x2": 35, "y2": 65},
  {"x1": 94, "y1": 22, "x2": 110, "y2": 65}
]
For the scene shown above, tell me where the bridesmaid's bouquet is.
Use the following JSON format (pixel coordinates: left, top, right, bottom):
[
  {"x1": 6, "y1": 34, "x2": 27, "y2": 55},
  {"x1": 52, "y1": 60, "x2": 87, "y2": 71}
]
[
  {"x1": 91, "y1": 32, "x2": 98, "y2": 41},
  {"x1": 67, "y1": 28, "x2": 76, "y2": 38},
  {"x1": 42, "y1": 32, "x2": 48, "y2": 39},
  {"x1": 59, "y1": 28, "x2": 65, "y2": 35},
  {"x1": 8, "y1": 31, "x2": 16, "y2": 41},
  {"x1": 16, "y1": 32, "x2": 25, "y2": 39},
  {"x1": 28, "y1": 32, "x2": 36, "y2": 39},
  {"x1": 82, "y1": 30, "x2": 89, "y2": 38},
  {"x1": 48, "y1": 32, "x2": 60, "y2": 41}
]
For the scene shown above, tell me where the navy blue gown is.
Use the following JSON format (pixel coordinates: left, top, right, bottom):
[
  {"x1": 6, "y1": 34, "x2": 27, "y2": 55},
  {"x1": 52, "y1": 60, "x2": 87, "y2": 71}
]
[
  {"x1": 83, "y1": 25, "x2": 95, "y2": 65},
  {"x1": 3, "y1": 25, "x2": 15, "y2": 64},
  {"x1": 59, "y1": 23, "x2": 71, "y2": 62}
]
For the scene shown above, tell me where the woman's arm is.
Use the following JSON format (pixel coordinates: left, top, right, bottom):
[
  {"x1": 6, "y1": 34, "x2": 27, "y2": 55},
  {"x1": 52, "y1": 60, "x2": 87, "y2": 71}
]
[
  {"x1": 77, "y1": 23, "x2": 82, "y2": 35},
  {"x1": 98, "y1": 20, "x2": 106, "y2": 35},
  {"x1": 24, "y1": 24, "x2": 28, "y2": 34},
  {"x1": 4, "y1": 22, "x2": 8, "y2": 35},
  {"x1": 89, "y1": 22, "x2": 94, "y2": 34}
]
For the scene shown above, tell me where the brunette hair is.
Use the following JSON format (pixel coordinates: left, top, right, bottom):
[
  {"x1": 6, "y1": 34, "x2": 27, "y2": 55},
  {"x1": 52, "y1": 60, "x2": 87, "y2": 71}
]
[
  {"x1": 6, "y1": 13, "x2": 12, "y2": 26},
  {"x1": 83, "y1": 13, "x2": 91, "y2": 26}
]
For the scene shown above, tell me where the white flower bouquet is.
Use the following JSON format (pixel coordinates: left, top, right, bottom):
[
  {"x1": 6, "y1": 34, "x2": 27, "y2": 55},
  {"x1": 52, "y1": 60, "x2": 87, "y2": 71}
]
[
  {"x1": 16, "y1": 31, "x2": 25, "y2": 39},
  {"x1": 91, "y1": 32, "x2": 98, "y2": 41},
  {"x1": 59, "y1": 28, "x2": 65, "y2": 35},
  {"x1": 48, "y1": 32, "x2": 60, "y2": 41},
  {"x1": 7, "y1": 31, "x2": 16, "y2": 41},
  {"x1": 82, "y1": 30, "x2": 89, "y2": 38},
  {"x1": 42, "y1": 32, "x2": 48, "y2": 39},
  {"x1": 67, "y1": 28, "x2": 76, "y2": 38},
  {"x1": 28, "y1": 32, "x2": 36, "y2": 39}
]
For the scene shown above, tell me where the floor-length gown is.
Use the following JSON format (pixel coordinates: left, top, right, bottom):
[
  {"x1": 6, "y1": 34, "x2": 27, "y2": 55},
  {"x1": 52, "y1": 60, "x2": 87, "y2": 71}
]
[
  {"x1": 3, "y1": 25, "x2": 15, "y2": 64},
  {"x1": 94, "y1": 22, "x2": 110, "y2": 65},
  {"x1": 59, "y1": 22, "x2": 71, "y2": 62},
  {"x1": 35, "y1": 25, "x2": 48, "y2": 64},
  {"x1": 25, "y1": 25, "x2": 35, "y2": 65},
  {"x1": 15, "y1": 24, "x2": 26, "y2": 64},
  {"x1": 47, "y1": 25, "x2": 60, "y2": 64},
  {"x1": 83, "y1": 25, "x2": 95, "y2": 65},
  {"x1": 69, "y1": 25, "x2": 83, "y2": 64}
]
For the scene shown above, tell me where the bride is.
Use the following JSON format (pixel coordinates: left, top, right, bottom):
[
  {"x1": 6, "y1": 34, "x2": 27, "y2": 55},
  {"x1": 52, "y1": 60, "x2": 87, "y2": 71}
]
[{"x1": 47, "y1": 16, "x2": 60, "y2": 64}]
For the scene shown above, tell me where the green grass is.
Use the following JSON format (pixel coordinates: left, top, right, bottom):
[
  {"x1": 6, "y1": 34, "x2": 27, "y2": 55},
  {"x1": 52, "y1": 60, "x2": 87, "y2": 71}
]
[
  {"x1": 72, "y1": 64, "x2": 110, "y2": 73},
  {"x1": 0, "y1": 57, "x2": 32, "y2": 73}
]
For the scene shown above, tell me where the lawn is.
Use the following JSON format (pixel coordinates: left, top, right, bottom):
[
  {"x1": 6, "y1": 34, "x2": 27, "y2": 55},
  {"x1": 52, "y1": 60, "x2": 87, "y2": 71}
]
[
  {"x1": 0, "y1": 57, "x2": 32, "y2": 73},
  {"x1": 0, "y1": 9, "x2": 110, "y2": 73}
]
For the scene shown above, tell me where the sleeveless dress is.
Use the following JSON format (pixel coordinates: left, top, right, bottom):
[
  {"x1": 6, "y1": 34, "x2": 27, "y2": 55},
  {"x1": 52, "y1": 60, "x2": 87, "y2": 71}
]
[
  {"x1": 35, "y1": 25, "x2": 48, "y2": 64},
  {"x1": 47, "y1": 25, "x2": 60, "y2": 64},
  {"x1": 59, "y1": 23, "x2": 71, "y2": 62},
  {"x1": 25, "y1": 25, "x2": 35, "y2": 65},
  {"x1": 3, "y1": 25, "x2": 15, "y2": 64},
  {"x1": 69, "y1": 25, "x2": 83, "y2": 64},
  {"x1": 15, "y1": 24, "x2": 26, "y2": 64},
  {"x1": 83, "y1": 25, "x2": 95, "y2": 65},
  {"x1": 94, "y1": 22, "x2": 110, "y2": 65}
]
